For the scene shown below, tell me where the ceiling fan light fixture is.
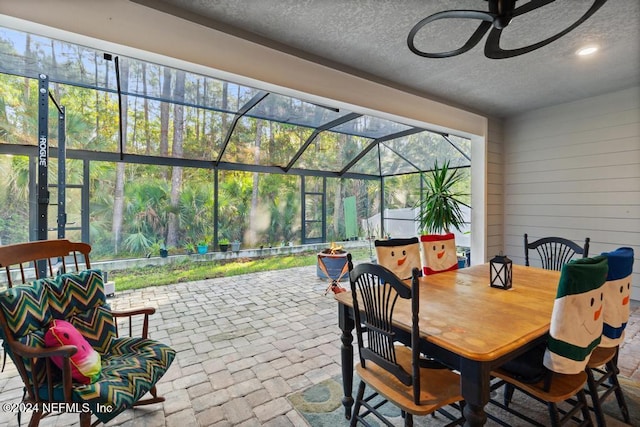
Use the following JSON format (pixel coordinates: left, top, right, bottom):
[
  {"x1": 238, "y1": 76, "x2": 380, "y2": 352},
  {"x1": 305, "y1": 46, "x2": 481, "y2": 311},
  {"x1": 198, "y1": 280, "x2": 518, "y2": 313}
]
[{"x1": 576, "y1": 45, "x2": 599, "y2": 56}]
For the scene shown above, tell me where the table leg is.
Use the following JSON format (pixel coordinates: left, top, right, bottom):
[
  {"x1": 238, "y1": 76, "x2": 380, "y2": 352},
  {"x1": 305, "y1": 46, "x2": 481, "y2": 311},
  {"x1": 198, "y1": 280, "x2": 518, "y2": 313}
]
[
  {"x1": 463, "y1": 403, "x2": 487, "y2": 427},
  {"x1": 338, "y1": 303, "x2": 354, "y2": 419},
  {"x1": 460, "y1": 358, "x2": 490, "y2": 427}
]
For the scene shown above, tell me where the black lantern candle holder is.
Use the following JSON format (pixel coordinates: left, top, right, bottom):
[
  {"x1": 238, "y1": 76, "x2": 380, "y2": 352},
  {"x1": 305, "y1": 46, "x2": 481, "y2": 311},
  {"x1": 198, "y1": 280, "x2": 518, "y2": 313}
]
[{"x1": 490, "y1": 254, "x2": 512, "y2": 289}]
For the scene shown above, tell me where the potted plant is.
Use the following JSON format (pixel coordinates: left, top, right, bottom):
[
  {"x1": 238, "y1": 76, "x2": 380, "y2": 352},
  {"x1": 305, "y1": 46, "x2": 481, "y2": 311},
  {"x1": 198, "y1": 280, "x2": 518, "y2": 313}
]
[
  {"x1": 416, "y1": 160, "x2": 467, "y2": 234},
  {"x1": 231, "y1": 240, "x2": 241, "y2": 252},
  {"x1": 184, "y1": 242, "x2": 196, "y2": 255},
  {"x1": 219, "y1": 238, "x2": 230, "y2": 252},
  {"x1": 148, "y1": 240, "x2": 168, "y2": 258},
  {"x1": 197, "y1": 239, "x2": 209, "y2": 254},
  {"x1": 159, "y1": 242, "x2": 168, "y2": 258},
  {"x1": 416, "y1": 160, "x2": 469, "y2": 273}
]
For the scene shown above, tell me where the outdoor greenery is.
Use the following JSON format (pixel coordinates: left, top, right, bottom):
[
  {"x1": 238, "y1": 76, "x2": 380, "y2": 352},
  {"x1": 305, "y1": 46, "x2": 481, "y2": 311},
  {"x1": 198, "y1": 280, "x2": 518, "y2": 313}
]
[
  {"x1": 0, "y1": 68, "x2": 378, "y2": 258},
  {"x1": 110, "y1": 247, "x2": 370, "y2": 291},
  {"x1": 0, "y1": 27, "x2": 471, "y2": 262}
]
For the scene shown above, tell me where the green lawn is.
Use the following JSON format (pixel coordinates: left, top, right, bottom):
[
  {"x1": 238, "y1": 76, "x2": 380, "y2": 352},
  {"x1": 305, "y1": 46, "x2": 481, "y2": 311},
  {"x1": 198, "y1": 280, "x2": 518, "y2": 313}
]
[{"x1": 110, "y1": 247, "x2": 373, "y2": 291}]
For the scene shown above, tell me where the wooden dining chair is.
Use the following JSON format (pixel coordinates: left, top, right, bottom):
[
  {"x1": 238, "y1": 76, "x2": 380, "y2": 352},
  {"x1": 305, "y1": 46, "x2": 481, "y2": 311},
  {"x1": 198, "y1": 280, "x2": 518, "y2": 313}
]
[
  {"x1": 585, "y1": 247, "x2": 634, "y2": 426},
  {"x1": 490, "y1": 255, "x2": 608, "y2": 427},
  {"x1": 524, "y1": 234, "x2": 590, "y2": 271},
  {"x1": 374, "y1": 237, "x2": 422, "y2": 280},
  {"x1": 346, "y1": 254, "x2": 464, "y2": 427}
]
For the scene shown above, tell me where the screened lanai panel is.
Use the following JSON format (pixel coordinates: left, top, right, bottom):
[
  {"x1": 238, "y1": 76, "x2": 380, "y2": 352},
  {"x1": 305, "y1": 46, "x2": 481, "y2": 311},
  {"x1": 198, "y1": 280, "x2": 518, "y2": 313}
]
[
  {"x1": 116, "y1": 61, "x2": 262, "y2": 114},
  {"x1": 0, "y1": 76, "x2": 122, "y2": 151},
  {"x1": 118, "y1": 59, "x2": 263, "y2": 114},
  {"x1": 151, "y1": 65, "x2": 263, "y2": 113},
  {"x1": 345, "y1": 131, "x2": 471, "y2": 177},
  {"x1": 378, "y1": 140, "x2": 424, "y2": 176},
  {"x1": 221, "y1": 116, "x2": 315, "y2": 166},
  {"x1": 343, "y1": 140, "x2": 423, "y2": 178},
  {"x1": 0, "y1": 27, "x2": 115, "y2": 90},
  {"x1": 0, "y1": 75, "x2": 48, "y2": 147},
  {"x1": 347, "y1": 146, "x2": 382, "y2": 176},
  {"x1": 0, "y1": 154, "x2": 30, "y2": 244},
  {"x1": 247, "y1": 93, "x2": 351, "y2": 128},
  {"x1": 295, "y1": 132, "x2": 372, "y2": 173},
  {"x1": 262, "y1": 122, "x2": 315, "y2": 166},
  {"x1": 0, "y1": 27, "x2": 262, "y2": 115},
  {"x1": 384, "y1": 174, "x2": 422, "y2": 210},
  {"x1": 1, "y1": 24, "x2": 472, "y2": 180},
  {"x1": 330, "y1": 115, "x2": 413, "y2": 139},
  {"x1": 403, "y1": 133, "x2": 471, "y2": 171},
  {"x1": 446, "y1": 134, "x2": 472, "y2": 160},
  {"x1": 122, "y1": 98, "x2": 235, "y2": 160}
]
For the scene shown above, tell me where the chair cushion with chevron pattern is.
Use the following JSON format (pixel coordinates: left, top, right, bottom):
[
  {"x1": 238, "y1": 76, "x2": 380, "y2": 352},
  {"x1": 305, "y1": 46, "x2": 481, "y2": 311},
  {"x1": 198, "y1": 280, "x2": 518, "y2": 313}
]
[
  {"x1": 46, "y1": 269, "x2": 117, "y2": 353},
  {"x1": 0, "y1": 280, "x2": 52, "y2": 339},
  {"x1": 69, "y1": 305, "x2": 117, "y2": 355},
  {"x1": 46, "y1": 269, "x2": 108, "y2": 319},
  {"x1": 74, "y1": 337, "x2": 176, "y2": 423},
  {"x1": 0, "y1": 281, "x2": 53, "y2": 384}
]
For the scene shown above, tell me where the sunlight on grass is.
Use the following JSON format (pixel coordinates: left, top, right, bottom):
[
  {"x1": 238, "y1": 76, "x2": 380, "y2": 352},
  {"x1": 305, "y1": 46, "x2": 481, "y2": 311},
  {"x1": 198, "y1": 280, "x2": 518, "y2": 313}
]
[{"x1": 111, "y1": 247, "x2": 372, "y2": 291}]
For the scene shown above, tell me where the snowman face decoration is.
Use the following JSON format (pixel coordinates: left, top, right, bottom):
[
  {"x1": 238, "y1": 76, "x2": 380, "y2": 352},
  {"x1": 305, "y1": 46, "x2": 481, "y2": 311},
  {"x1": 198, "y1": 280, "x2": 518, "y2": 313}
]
[
  {"x1": 581, "y1": 291, "x2": 604, "y2": 336},
  {"x1": 601, "y1": 276, "x2": 632, "y2": 346},
  {"x1": 421, "y1": 234, "x2": 458, "y2": 274},
  {"x1": 603, "y1": 278, "x2": 631, "y2": 322},
  {"x1": 601, "y1": 247, "x2": 634, "y2": 347},
  {"x1": 427, "y1": 241, "x2": 457, "y2": 270},
  {"x1": 375, "y1": 240, "x2": 421, "y2": 280},
  {"x1": 551, "y1": 287, "x2": 604, "y2": 347}
]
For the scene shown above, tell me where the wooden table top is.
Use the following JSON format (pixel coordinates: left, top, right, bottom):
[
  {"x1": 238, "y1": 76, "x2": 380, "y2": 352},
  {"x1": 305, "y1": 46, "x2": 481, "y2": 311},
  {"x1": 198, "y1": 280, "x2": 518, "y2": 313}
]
[{"x1": 335, "y1": 264, "x2": 561, "y2": 361}]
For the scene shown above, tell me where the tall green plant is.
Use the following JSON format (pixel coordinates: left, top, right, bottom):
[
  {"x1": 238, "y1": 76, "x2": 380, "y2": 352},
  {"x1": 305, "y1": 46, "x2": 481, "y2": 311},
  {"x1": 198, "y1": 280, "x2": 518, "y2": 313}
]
[{"x1": 416, "y1": 160, "x2": 468, "y2": 234}]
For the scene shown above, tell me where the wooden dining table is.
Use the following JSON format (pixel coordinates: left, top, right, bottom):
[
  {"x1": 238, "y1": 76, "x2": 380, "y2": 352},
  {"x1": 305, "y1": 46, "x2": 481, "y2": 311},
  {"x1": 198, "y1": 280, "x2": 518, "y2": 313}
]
[{"x1": 334, "y1": 263, "x2": 561, "y2": 427}]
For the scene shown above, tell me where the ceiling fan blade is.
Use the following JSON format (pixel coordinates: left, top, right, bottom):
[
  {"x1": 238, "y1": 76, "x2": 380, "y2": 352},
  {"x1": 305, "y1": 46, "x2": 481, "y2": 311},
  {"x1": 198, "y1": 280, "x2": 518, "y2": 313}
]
[
  {"x1": 485, "y1": 0, "x2": 608, "y2": 59},
  {"x1": 512, "y1": 0, "x2": 556, "y2": 17},
  {"x1": 407, "y1": 10, "x2": 493, "y2": 58}
]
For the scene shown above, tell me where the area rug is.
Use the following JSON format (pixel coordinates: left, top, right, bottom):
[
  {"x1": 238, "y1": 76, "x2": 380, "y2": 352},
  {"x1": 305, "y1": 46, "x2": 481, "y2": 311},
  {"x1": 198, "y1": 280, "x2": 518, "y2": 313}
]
[{"x1": 288, "y1": 374, "x2": 640, "y2": 426}]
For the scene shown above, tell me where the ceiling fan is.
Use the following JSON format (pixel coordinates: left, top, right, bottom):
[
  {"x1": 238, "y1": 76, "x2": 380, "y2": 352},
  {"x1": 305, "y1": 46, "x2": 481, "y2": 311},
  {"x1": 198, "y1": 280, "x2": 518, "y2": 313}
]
[{"x1": 407, "y1": 0, "x2": 608, "y2": 59}]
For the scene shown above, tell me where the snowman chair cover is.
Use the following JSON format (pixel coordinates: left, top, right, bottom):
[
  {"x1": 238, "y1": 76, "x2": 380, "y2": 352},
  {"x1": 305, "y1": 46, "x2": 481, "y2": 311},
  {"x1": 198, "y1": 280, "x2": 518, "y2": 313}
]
[
  {"x1": 600, "y1": 247, "x2": 634, "y2": 347},
  {"x1": 374, "y1": 237, "x2": 421, "y2": 280},
  {"x1": 543, "y1": 255, "x2": 608, "y2": 375},
  {"x1": 420, "y1": 233, "x2": 459, "y2": 276}
]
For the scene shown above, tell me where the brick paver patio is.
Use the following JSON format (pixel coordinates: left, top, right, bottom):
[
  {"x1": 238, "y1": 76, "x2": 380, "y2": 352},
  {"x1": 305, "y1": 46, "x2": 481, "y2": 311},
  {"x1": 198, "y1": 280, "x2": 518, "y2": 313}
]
[{"x1": 0, "y1": 264, "x2": 638, "y2": 426}]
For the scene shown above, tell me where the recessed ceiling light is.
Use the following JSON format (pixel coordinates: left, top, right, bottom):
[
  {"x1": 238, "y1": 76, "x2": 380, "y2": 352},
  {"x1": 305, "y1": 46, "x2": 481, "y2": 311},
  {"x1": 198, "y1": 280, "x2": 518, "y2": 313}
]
[{"x1": 576, "y1": 45, "x2": 599, "y2": 56}]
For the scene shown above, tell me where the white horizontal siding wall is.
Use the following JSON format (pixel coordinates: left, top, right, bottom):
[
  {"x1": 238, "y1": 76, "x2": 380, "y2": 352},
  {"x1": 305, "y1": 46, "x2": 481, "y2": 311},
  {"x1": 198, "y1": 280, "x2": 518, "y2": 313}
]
[
  {"x1": 504, "y1": 87, "x2": 640, "y2": 300},
  {"x1": 487, "y1": 117, "x2": 505, "y2": 260}
]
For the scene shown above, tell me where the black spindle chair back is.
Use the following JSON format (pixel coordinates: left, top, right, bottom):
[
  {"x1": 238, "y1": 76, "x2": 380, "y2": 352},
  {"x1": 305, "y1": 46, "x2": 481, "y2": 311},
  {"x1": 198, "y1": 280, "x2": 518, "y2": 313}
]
[{"x1": 524, "y1": 234, "x2": 589, "y2": 271}]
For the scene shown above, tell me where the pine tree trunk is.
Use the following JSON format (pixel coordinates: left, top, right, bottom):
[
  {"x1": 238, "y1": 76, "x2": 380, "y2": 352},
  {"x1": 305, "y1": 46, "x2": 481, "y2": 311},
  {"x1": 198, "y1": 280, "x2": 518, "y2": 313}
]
[
  {"x1": 248, "y1": 120, "x2": 263, "y2": 246},
  {"x1": 159, "y1": 67, "x2": 172, "y2": 173},
  {"x1": 111, "y1": 58, "x2": 129, "y2": 254},
  {"x1": 166, "y1": 70, "x2": 185, "y2": 247}
]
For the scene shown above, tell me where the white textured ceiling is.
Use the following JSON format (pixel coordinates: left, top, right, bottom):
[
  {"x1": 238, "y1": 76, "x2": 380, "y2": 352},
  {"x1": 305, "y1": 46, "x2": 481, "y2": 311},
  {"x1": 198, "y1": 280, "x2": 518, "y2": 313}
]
[{"x1": 136, "y1": 0, "x2": 639, "y2": 118}]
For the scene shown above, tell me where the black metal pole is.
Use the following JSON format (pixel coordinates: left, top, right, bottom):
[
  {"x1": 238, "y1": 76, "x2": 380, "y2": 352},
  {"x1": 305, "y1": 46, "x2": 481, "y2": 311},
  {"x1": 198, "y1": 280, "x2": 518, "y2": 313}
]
[
  {"x1": 213, "y1": 168, "x2": 219, "y2": 250},
  {"x1": 114, "y1": 56, "x2": 124, "y2": 161},
  {"x1": 321, "y1": 177, "x2": 327, "y2": 243},
  {"x1": 57, "y1": 105, "x2": 67, "y2": 239},
  {"x1": 380, "y1": 176, "x2": 385, "y2": 238},
  {"x1": 82, "y1": 159, "x2": 90, "y2": 244},
  {"x1": 301, "y1": 176, "x2": 307, "y2": 243},
  {"x1": 37, "y1": 74, "x2": 49, "y2": 241},
  {"x1": 36, "y1": 74, "x2": 49, "y2": 277}
]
